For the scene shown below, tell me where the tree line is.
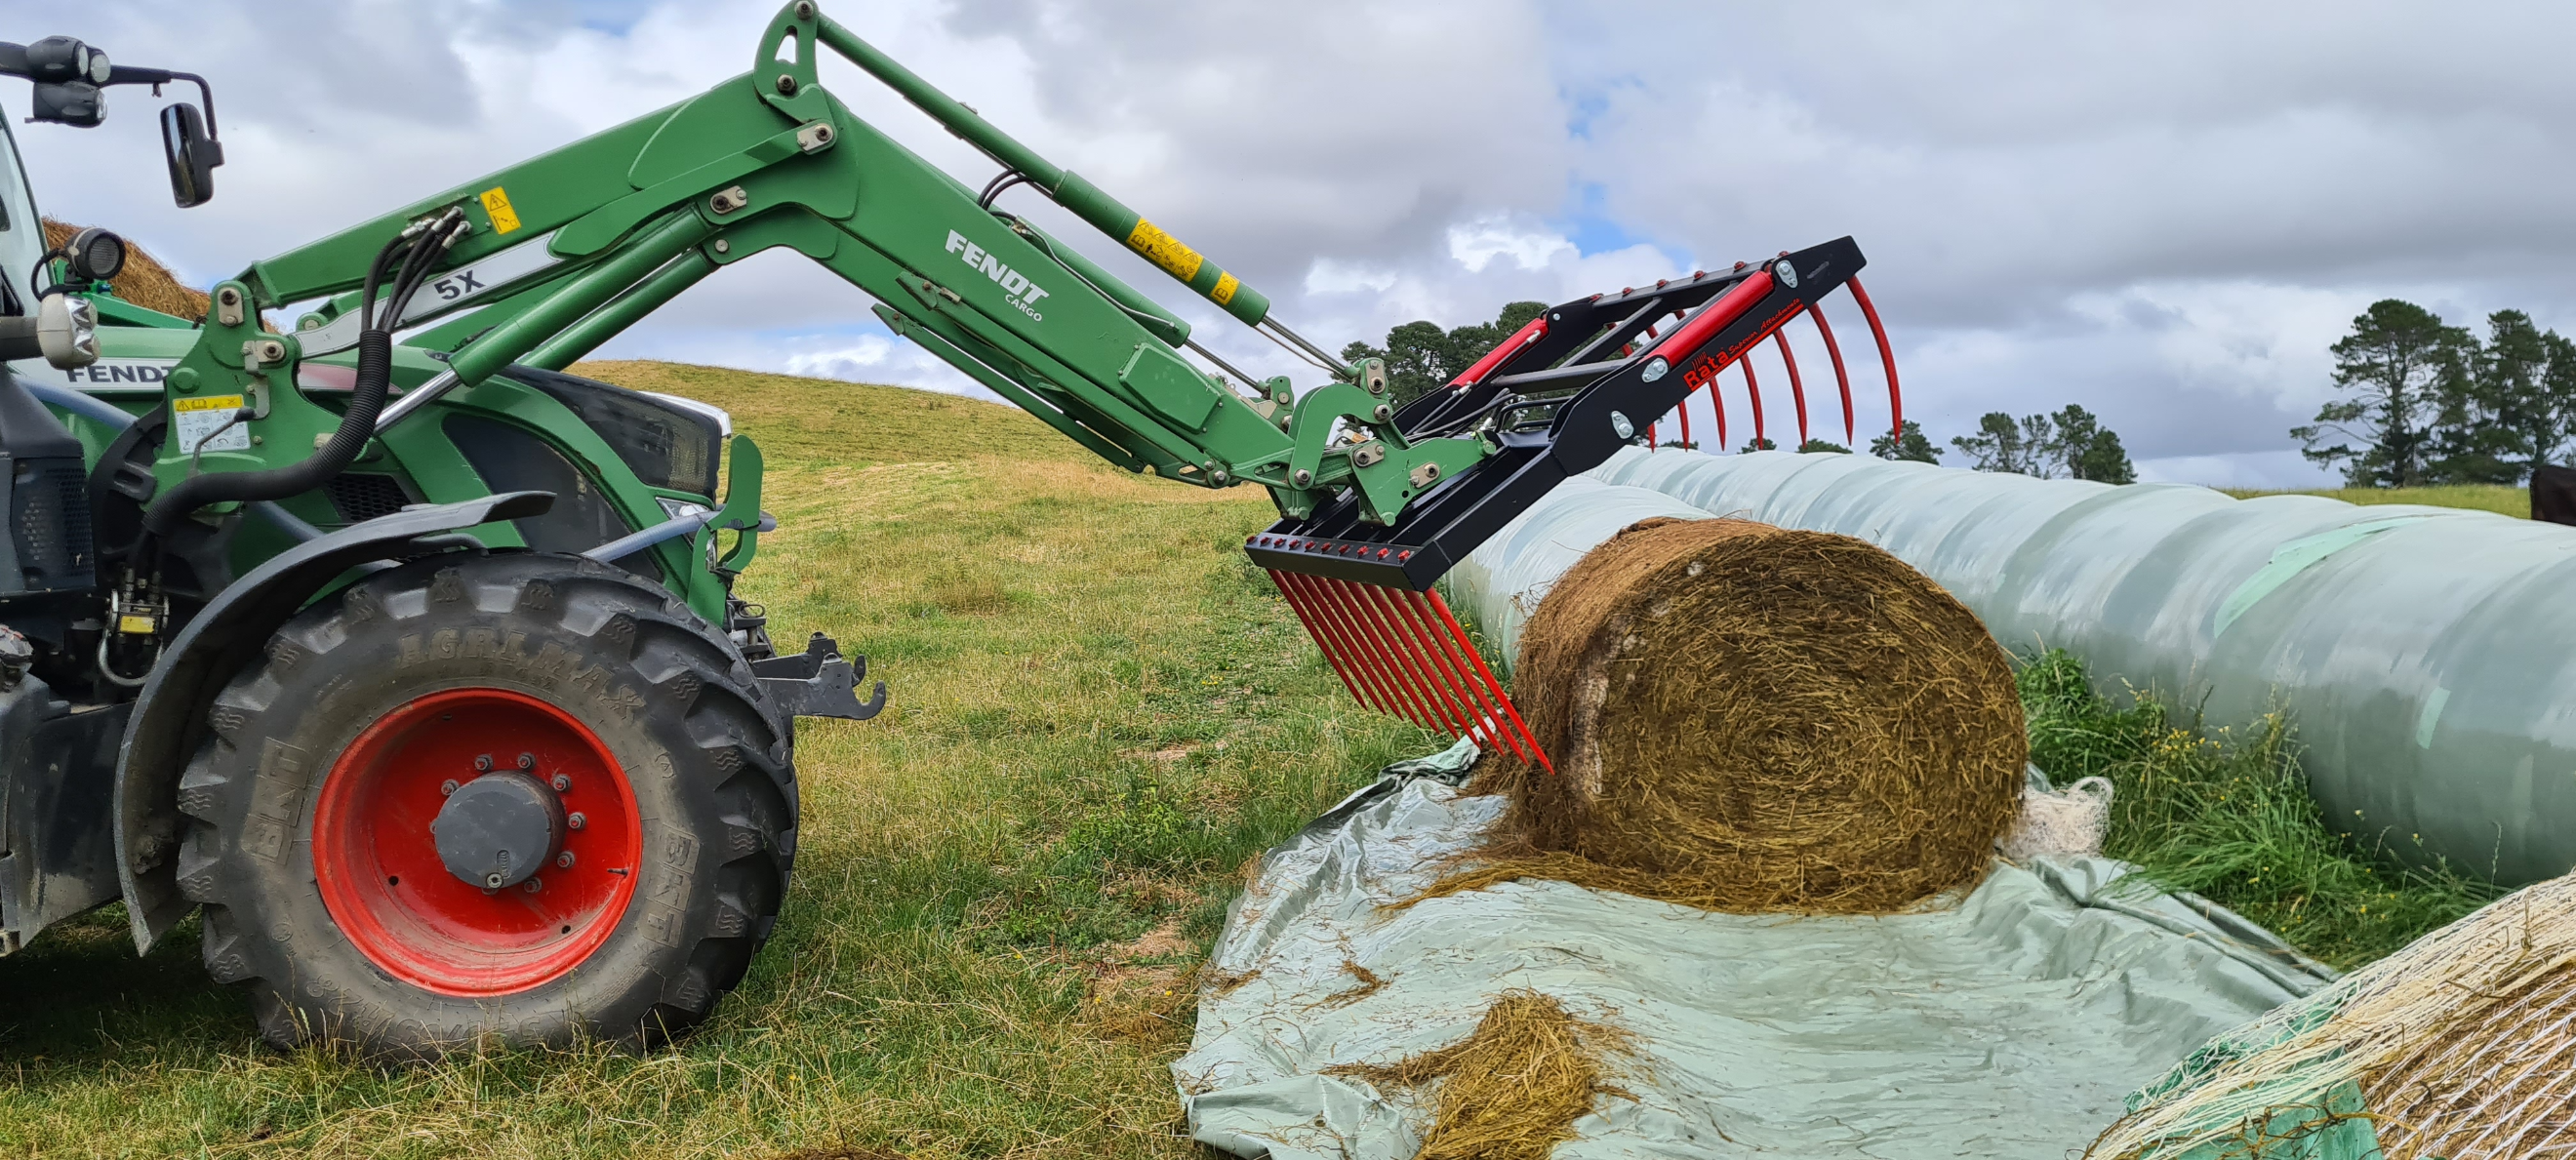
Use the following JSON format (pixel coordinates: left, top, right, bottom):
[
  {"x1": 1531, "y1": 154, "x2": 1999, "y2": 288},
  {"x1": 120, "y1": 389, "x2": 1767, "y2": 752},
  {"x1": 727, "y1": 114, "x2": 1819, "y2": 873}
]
[
  {"x1": 2295, "y1": 300, "x2": 2576, "y2": 488},
  {"x1": 1346, "y1": 305, "x2": 2137, "y2": 483}
]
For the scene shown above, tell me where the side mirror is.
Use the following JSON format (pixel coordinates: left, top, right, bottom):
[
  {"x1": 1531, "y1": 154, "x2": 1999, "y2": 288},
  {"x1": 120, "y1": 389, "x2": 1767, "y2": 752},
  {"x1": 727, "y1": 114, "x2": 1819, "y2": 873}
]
[
  {"x1": 160, "y1": 101, "x2": 221, "y2": 208},
  {"x1": 29, "y1": 80, "x2": 102, "y2": 127}
]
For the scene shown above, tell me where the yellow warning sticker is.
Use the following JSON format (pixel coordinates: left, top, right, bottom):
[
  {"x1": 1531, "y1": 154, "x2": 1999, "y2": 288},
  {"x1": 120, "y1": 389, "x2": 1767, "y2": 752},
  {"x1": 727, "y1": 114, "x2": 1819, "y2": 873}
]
[
  {"x1": 480, "y1": 186, "x2": 523, "y2": 234},
  {"x1": 117, "y1": 614, "x2": 157, "y2": 635},
  {"x1": 1125, "y1": 219, "x2": 1204, "y2": 282},
  {"x1": 1211, "y1": 270, "x2": 1240, "y2": 306},
  {"x1": 173, "y1": 393, "x2": 251, "y2": 454}
]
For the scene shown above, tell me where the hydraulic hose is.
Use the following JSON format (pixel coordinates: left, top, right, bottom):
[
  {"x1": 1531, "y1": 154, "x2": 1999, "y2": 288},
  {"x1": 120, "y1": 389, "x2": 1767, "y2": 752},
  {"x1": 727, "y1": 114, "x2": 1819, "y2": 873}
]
[{"x1": 132, "y1": 214, "x2": 460, "y2": 572}]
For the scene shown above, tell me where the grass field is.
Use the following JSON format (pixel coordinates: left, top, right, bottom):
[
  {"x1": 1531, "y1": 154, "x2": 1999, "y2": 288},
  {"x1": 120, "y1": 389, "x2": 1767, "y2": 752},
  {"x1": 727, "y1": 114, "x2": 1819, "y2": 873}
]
[
  {"x1": 0, "y1": 366, "x2": 2505, "y2": 1156},
  {"x1": 2220, "y1": 483, "x2": 2527, "y2": 518}
]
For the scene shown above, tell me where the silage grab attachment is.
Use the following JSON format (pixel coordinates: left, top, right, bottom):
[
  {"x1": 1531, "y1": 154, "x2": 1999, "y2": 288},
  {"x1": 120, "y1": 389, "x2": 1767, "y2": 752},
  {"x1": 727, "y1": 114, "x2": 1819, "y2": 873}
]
[{"x1": 1247, "y1": 238, "x2": 1901, "y2": 767}]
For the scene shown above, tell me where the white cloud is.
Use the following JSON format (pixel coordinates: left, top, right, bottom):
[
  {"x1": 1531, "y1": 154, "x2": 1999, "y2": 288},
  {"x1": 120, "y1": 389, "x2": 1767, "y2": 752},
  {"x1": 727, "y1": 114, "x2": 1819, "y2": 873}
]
[{"x1": 1446, "y1": 218, "x2": 1578, "y2": 274}]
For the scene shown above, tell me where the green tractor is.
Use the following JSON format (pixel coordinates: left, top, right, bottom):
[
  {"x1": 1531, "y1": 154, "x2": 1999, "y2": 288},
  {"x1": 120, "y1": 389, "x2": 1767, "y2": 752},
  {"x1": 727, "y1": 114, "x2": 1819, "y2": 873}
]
[{"x1": 0, "y1": 8, "x2": 1894, "y2": 1056}]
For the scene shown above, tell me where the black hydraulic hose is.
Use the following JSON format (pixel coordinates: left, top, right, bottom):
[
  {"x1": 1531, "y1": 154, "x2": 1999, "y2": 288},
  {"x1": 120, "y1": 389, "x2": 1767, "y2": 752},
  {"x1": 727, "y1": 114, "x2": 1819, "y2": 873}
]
[{"x1": 131, "y1": 215, "x2": 458, "y2": 572}]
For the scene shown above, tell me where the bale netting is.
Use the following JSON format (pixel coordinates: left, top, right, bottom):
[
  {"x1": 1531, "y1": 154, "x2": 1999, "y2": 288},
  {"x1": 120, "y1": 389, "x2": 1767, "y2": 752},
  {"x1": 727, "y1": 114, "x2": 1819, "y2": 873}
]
[{"x1": 1455, "y1": 515, "x2": 2026, "y2": 914}]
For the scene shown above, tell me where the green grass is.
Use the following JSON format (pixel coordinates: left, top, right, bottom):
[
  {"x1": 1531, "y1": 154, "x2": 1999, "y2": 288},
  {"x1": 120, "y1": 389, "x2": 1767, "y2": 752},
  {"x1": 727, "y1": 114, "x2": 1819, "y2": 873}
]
[
  {"x1": 2219, "y1": 483, "x2": 2526, "y2": 518},
  {"x1": 0, "y1": 365, "x2": 1431, "y2": 1158},
  {"x1": 0, "y1": 362, "x2": 2516, "y2": 1154},
  {"x1": 2018, "y1": 650, "x2": 2501, "y2": 970}
]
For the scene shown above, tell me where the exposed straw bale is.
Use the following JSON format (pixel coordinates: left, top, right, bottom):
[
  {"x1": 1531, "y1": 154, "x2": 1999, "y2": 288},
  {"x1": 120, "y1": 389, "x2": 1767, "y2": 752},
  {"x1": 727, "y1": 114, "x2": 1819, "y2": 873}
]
[
  {"x1": 43, "y1": 218, "x2": 209, "y2": 321},
  {"x1": 2089, "y1": 871, "x2": 2576, "y2": 1159},
  {"x1": 1457, "y1": 516, "x2": 2025, "y2": 914},
  {"x1": 1325, "y1": 990, "x2": 1630, "y2": 1160}
]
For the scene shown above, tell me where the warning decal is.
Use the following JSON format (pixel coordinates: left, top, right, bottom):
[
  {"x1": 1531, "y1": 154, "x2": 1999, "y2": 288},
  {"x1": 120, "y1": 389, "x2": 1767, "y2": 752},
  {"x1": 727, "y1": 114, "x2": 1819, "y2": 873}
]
[
  {"x1": 175, "y1": 393, "x2": 252, "y2": 454},
  {"x1": 480, "y1": 186, "x2": 523, "y2": 234},
  {"x1": 1125, "y1": 219, "x2": 1204, "y2": 283}
]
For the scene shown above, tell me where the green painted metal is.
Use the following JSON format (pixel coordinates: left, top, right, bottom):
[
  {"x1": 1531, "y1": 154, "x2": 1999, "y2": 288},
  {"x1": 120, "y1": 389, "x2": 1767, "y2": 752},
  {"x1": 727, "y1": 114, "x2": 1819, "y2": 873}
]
[
  {"x1": 125, "y1": 0, "x2": 1488, "y2": 621},
  {"x1": 524, "y1": 250, "x2": 719, "y2": 371},
  {"x1": 809, "y1": 16, "x2": 1271, "y2": 327}
]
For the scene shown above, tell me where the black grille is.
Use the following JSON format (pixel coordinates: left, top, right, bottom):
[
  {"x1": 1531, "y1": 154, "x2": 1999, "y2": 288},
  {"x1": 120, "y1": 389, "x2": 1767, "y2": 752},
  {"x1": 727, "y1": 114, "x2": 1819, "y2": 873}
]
[
  {"x1": 503, "y1": 367, "x2": 721, "y2": 499},
  {"x1": 12, "y1": 459, "x2": 93, "y2": 592},
  {"x1": 324, "y1": 473, "x2": 416, "y2": 524},
  {"x1": 444, "y1": 413, "x2": 662, "y2": 581}
]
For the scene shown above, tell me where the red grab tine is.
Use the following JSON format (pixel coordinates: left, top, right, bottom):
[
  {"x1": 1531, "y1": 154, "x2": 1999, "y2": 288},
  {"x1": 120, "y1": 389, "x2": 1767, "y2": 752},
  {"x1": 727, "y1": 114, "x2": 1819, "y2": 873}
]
[
  {"x1": 1774, "y1": 330, "x2": 1809, "y2": 447},
  {"x1": 1426, "y1": 590, "x2": 1551, "y2": 773},
  {"x1": 1287, "y1": 573, "x2": 1389, "y2": 716},
  {"x1": 1742, "y1": 356, "x2": 1766, "y2": 449},
  {"x1": 1383, "y1": 586, "x2": 1503, "y2": 755},
  {"x1": 1847, "y1": 276, "x2": 1901, "y2": 437},
  {"x1": 1808, "y1": 302, "x2": 1856, "y2": 447},
  {"x1": 1676, "y1": 385, "x2": 1693, "y2": 449},
  {"x1": 1320, "y1": 578, "x2": 1440, "y2": 731},
  {"x1": 1362, "y1": 583, "x2": 1475, "y2": 740},
  {"x1": 1404, "y1": 589, "x2": 1534, "y2": 763},
  {"x1": 1315, "y1": 576, "x2": 1425, "y2": 727},
  {"x1": 1268, "y1": 571, "x2": 1367, "y2": 708}
]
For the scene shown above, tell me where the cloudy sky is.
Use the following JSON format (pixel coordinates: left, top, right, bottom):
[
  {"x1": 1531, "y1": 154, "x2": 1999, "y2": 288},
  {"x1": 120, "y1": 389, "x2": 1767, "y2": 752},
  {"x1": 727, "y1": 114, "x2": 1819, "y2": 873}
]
[{"x1": 13, "y1": 0, "x2": 2574, "y2": 486}]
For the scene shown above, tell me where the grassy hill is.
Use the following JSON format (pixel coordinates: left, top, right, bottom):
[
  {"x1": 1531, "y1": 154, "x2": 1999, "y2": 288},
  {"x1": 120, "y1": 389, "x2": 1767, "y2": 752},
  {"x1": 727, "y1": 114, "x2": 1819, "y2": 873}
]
[
  {"x1": 2221, "y1": 482, "x2": 2526, "y2": 518},
  {"x1": 0, "y1": 364, "x2": 1429, "y2": 1158}
]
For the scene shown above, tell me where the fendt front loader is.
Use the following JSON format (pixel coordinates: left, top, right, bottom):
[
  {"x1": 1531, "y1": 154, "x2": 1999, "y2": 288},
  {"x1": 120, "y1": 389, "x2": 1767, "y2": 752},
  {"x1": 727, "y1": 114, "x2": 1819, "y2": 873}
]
[{"x1": 0, "y1": 7, "x2": 1900, "y2": 1055}]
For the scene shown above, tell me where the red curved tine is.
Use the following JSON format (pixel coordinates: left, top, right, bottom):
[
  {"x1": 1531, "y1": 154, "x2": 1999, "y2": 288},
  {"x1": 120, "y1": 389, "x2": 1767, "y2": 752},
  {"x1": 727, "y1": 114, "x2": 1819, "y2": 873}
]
[
  {"x1": 1268, "y1": 572, "x2": 1366, "y2": 708},
  {"x1": 1676, "y1": 389, "x2": 1693, "y2": 448},
  {"x1": 1399, "y1": 589, "x2": 1533, "y2": 763},
  {"x1": 1426, "y1": 591, "x2": 1553, "y2": 774},
  {"x1": 1298, "y1": 574, "x2": 1410, "y2": 723},
  {"x1": 1808, "y1": 303, "x2": 1855, "y2": 446},
  {"x1": 1741, "y1": 357, "x2": 1766, "y2": 449},
  {"x1": 1317, "y1": 577, "x2": 1441, "y2": 731},
  {"x1": 1359, "y1": 582, "x2": 1478, "y2": 740},
  {"x1": 1287, "y1": 573, "x2": 1398, "y2": 717},
  {"x1": 1380, "y1": 585, "x2": 1524, "y2": 761},
  {"x1": 1773, "y1": 330, "x2": 1809, "y2": 447},
  {"x1": 1846, "y1": 276, "x2": 1902, "y2": 437},
  {"x1": 1711, "y1": 377, "x2": 1730, "y2": 449}
]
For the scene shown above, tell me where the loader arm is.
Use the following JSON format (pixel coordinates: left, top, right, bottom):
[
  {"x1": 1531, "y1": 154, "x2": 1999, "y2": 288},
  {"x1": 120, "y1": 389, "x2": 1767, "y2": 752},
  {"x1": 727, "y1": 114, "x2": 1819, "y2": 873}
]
[{"x1": 141, "y1": 1, "x2": 1895, "y2": 760}]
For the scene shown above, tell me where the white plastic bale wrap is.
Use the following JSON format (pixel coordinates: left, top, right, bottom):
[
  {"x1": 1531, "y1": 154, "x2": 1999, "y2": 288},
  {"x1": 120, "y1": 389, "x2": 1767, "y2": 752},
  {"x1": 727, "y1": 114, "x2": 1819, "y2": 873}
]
[{"x1": 1585, "y1": 446, "x2": 2576, "y2": 886}]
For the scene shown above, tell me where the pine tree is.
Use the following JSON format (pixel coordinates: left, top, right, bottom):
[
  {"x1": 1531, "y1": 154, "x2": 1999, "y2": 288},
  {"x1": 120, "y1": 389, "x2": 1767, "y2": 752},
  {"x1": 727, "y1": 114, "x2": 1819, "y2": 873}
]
[
  {"x1": 1869, "y1": 420, "x2": 1941, "y2": 463},
  {"x1": 1341, "y1": 301, "x2": 1549, "y2": 408},
  {"x1": 2049, "y1": 404, "x2": 2136, "y2": 483},
  {"x1": 2294, "y1": 300, "x2": 2474, "y2": 488},
  {"x1": 1951, "y1": 412, "x2": 2057, "y2": 476}
]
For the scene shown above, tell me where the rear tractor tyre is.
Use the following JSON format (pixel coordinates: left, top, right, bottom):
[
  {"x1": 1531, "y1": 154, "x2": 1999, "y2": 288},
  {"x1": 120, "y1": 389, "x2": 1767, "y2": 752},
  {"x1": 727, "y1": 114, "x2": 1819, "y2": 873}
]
[{"x1": 173, "y1": 551, "x2": 796, "y2": 1056}]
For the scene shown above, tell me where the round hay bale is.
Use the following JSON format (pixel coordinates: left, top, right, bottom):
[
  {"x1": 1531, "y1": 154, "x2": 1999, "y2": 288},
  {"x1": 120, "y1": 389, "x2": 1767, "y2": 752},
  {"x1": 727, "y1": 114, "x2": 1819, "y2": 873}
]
[
  {"x1": 1484, "y1": 515, "x2": 2025, "y2": 914},
  {"x1": 43, "y1": 219, "x2": 209, "y2": 322}
]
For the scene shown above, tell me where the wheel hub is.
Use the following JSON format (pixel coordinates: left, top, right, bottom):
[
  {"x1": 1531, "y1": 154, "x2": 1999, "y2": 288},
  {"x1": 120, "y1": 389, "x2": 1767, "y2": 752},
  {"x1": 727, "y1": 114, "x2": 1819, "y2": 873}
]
[
  {"x1": 310, "y1": 686, "x2": 641, "y2": 996},
  {"x1": 432, "y1": 772, "x2": 562, "y2": 891}
]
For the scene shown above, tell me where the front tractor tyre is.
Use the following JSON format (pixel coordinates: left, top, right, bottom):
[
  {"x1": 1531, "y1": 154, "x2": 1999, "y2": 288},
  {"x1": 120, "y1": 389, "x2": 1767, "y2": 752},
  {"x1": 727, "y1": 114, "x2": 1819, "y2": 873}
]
[{"x1": 173, "y1": 552, "x2": 796, "y2": 1056}]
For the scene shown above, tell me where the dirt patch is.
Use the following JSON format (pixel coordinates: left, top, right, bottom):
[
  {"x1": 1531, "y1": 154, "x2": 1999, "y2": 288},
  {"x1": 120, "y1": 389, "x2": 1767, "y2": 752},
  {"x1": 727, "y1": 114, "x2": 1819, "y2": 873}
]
[
  {"x1": 1326, "y1": 990, "x2": 1631, "y2": 1160},
  {"x1": 1079, "y1": 918, "x2": 1198, "y2": 1045},
  {"x1": 44, "y1": 219, "x2": 208, "y2": 321},
  {"x1": 1458, "y1": 516, "x2": 2024, "y2": 914}
]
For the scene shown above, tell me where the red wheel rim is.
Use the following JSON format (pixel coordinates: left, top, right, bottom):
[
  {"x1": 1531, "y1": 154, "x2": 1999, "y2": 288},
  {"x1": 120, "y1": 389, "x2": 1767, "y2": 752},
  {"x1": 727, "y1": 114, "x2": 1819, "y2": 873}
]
[{"x1": 312, "y1": 687, "x2": 642, "y2": 996}]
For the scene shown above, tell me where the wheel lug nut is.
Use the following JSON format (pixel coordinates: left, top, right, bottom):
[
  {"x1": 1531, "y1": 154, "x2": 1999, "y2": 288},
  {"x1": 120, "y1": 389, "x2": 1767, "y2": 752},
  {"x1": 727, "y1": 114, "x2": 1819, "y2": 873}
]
[
  {"x1": 523, "y1": 877, "x2": 543, "y2": 893},
  {"x1": 556, "y1": 851, "x2": 576, "y2": 868},
  {"x1": 516, "y1": 752, "x2": 536, "y2": 770},
  {"x1": 485, "y1": 872, "x2": 503, "y2": 889},
  {"x1": 441, "y1": 779, "x2": 461, "y2": 796},
  {"x1": 566, "y1": 813, "x2": 586, "y2": 830},
  {"x1": 551, "y1": 774, "x2": 571, "y2": 792},
  {"x1": 473, "y1": 754, "x2": 493, "y2": 772}
]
